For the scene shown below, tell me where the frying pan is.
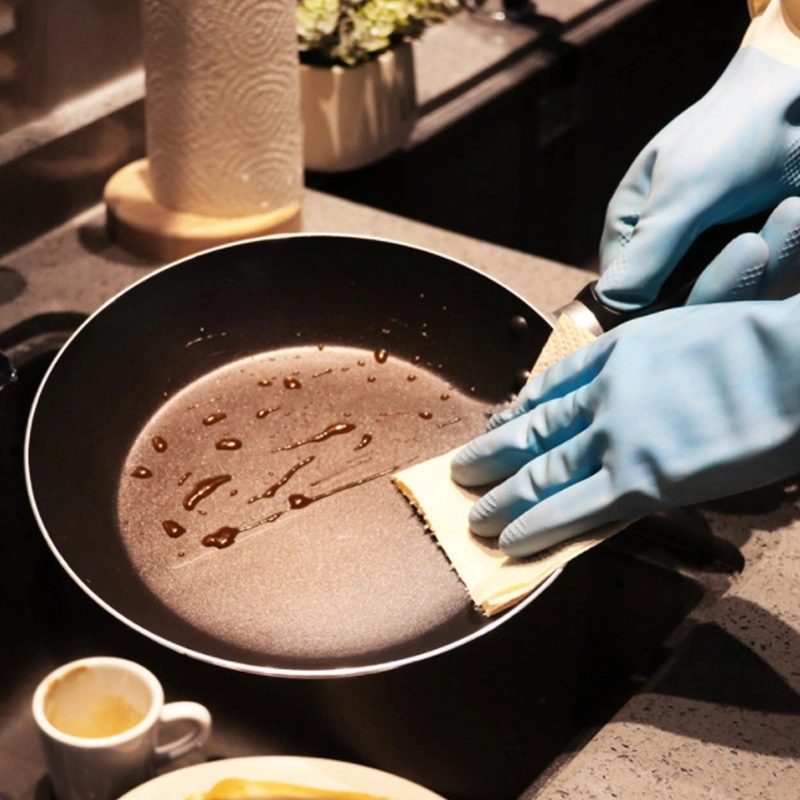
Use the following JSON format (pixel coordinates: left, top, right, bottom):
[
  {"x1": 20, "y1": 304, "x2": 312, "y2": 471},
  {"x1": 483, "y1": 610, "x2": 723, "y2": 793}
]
[{"x1": 25, "y1": 234, "x2": 557, "y2": 678}]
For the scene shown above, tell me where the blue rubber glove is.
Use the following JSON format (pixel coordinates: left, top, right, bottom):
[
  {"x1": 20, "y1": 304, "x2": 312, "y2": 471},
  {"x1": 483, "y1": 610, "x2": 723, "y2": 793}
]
[
  {"x1": 598, "y1": 45, "x2": 800, "y2": 312},
  {"x1": 686, "y1": 196, "x2": 800, "y2": 304},
  {"x1": 451, "y1": 200, "x2": 800, "y2": 558}
]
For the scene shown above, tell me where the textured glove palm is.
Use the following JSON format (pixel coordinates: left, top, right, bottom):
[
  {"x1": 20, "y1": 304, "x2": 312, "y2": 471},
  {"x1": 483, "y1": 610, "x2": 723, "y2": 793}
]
[{"x1": 598, "y1": 46, "x2": 800, "y2": 311}]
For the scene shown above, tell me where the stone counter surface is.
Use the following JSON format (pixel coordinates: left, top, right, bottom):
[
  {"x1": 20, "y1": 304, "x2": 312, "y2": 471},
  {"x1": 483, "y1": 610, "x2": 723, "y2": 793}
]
[
  {"x1": 2, "y1": 191, "x2": 799, "y2": 799},
  {"x1": 0, "y1": 190, "x2": 588, "y2": 332}
]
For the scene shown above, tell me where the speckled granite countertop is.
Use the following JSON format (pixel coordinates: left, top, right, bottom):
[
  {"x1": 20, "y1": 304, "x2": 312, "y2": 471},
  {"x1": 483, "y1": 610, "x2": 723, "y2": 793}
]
[
  {"x1": 526, "y1": 497, "x2": 800, "y2": 800},
  {"x1": 2, "y1": 190, "x2": 799, "y2": 800},
  {"x1": 0, "y1": 190, "x2": 587, "y2": 333}
]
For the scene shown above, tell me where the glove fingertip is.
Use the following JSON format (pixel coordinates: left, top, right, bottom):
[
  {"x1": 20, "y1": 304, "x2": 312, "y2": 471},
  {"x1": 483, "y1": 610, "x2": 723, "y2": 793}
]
[
  {"x1": 771, "y1": 195, "x2": 800, "y2": 228},
  {"x1": 498, "y1": 521, "x2": 539, "y2": 558},
  {"x1": 467, "y1": 493, "x2": 503, "y2": 537},
  {"x1": 499, "y1": 516, "x2": 582, "y2": 558},
  {"x1": 450, "y1": 441, "x2": 490, "y2": 487},
  {"x1": 487, "y1": 409, "x2": 513, "y2": 431}
]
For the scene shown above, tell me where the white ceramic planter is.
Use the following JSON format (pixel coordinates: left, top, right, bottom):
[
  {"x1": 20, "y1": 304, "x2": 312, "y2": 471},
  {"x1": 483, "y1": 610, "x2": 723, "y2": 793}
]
[{"x1": 300, "y1": 41, "x2": 417, "y2": 172}]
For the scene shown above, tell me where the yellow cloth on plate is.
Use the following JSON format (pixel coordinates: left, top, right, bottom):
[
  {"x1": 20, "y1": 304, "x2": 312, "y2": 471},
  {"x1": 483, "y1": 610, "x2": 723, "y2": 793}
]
[{"x1": 393, "y1": 313, "x2": 627, "y2": 616}]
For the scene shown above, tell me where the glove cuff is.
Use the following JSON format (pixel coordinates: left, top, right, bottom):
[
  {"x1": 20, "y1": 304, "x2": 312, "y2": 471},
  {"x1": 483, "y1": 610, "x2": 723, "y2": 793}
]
[{"x1": 743, "y1": 0, "x2": 800, "y2": 67}]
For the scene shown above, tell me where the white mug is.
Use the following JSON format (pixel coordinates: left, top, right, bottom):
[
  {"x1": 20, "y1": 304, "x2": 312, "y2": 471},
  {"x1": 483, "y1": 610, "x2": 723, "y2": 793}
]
[{"x1": 32, "y1": 656, "x2": 212, "y2": 800}]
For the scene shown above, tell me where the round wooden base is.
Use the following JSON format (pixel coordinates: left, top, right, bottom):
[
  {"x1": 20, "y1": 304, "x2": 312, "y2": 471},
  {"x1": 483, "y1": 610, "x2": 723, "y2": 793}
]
[{"x1": 103, "y1": 159, "x2": 302, "y2": 262}]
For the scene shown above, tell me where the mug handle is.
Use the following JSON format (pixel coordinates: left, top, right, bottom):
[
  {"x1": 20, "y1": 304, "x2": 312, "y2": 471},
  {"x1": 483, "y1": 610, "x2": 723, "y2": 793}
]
[{"x1": 154, "y1": 701, "x2": 212, "y2": 765}]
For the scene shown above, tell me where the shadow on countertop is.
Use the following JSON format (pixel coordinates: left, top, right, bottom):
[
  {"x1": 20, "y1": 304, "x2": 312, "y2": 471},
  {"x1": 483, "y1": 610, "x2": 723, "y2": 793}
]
[{"x1": 618, "y1": 597, "x2": 800, "y2": 758}]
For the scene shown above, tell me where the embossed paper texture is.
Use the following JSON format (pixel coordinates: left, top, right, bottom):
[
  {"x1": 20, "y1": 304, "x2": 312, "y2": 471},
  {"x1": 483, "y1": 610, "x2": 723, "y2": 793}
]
[
  {"x1": 142, "y1": 0, "x2": 303, "y2": 217},
  {"x1": 394, "y1": 314, "x2": 626, "y2": 616}
]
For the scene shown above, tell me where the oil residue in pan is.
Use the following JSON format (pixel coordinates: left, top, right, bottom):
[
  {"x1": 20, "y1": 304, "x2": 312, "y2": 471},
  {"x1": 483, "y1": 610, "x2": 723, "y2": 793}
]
[{"x1": 117, "y1": 344, "x2": 488, "y2": 664}]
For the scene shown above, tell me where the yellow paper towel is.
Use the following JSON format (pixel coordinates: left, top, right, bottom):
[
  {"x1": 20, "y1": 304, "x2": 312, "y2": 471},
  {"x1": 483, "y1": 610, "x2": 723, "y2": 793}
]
[
  {"x1": 142, "y1": 0, "x2": 303, "y2": 217},
  {"x1": 393, "y1": 313, "x2": 627, "y2": 616}
]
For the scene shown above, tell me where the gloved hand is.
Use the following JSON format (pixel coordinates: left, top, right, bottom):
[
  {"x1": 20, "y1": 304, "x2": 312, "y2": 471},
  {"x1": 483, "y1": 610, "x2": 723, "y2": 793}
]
[
  {"x1": 451, "y1": 200, "x2": 800, "y2": 558},
  {"x1": 598, "y1": 45, "x2": 800, "y2": 312},
  {"x1": 685, "y1": 196, "x2": 800, "y2": 304}
]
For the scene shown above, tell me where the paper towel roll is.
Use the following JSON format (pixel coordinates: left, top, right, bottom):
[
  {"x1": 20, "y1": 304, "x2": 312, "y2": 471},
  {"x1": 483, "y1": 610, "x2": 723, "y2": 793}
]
[{"x1": 142, "y1": 0, "x2": 303, "y2": 218}]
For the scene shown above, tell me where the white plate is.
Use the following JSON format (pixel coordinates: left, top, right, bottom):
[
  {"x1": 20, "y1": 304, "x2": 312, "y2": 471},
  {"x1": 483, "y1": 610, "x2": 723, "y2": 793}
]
[{"x1": 118, "y1": 756, "x2": 447, "y2": 800}]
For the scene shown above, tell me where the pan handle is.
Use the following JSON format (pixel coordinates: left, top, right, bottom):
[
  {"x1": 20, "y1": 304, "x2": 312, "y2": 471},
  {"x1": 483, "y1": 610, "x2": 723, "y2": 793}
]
[
  {"x1": 557, "y1": 277, "x2": 700, "y2": 337},
  {"x1": 0, "y1": 312, "x2": 87, "y2": 390},
  {"x1": 558, "y1": 211, "x2": 782, "y2": 335}
]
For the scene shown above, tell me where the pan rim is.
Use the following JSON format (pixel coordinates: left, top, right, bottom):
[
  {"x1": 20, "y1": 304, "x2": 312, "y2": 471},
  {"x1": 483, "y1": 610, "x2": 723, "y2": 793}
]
[{"x1": 23, "y1": 231, "x2": 558, "y2": 678}]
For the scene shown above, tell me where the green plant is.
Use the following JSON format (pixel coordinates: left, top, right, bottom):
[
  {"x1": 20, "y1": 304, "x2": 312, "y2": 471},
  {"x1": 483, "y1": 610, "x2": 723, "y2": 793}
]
[{"x1": 297, "y1": 0, "x2": 461, "y2": 67}]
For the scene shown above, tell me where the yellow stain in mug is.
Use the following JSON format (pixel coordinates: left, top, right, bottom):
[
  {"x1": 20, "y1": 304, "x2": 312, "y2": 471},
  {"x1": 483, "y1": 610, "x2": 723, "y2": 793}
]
[{"x1": 44, "y1": 666, "x2": 146, "y2": 738}]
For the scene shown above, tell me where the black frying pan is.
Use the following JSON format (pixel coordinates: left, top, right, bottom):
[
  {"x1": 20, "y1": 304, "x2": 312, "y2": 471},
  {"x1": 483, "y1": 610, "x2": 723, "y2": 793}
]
[{"x1": 26, "y1": 234, "x2": 555, "y2": 677}]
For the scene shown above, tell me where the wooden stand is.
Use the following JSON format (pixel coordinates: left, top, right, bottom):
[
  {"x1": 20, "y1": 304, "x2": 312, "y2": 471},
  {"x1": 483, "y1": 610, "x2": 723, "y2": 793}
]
[{"x1": 103, "y1": 159, "x2": 303, "y2": 262}]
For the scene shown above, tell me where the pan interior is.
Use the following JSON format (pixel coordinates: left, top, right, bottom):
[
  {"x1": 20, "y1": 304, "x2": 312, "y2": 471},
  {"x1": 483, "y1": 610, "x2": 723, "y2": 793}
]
[{"x1": 117, "y1": 343, "x2": 491, "y2": 667}]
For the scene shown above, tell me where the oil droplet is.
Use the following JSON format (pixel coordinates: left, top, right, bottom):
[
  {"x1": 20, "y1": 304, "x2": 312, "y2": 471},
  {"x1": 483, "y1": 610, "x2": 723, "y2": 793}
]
[
  {"x1": 357, "y1": 360, "x2": 366, "y2": 366},
  {"x1": 407, "y1": 375, "x2": 417, "y2": 382},
  {"x1": 183, "y1": 474, "x2": 232, "y2": 510},
  {"x1": 440, "y1": 393, "x2": 450, "y2": 401},
  {"x1": 258, "y1": 379, "x2": 273, "y2": 387},
  {"x1": 419, "y1": 411, "x2": 433, "y2": 420},
  {"x1": 131, "y1": 466, "x2": 152, "y2": 479},
  {"x1": 284, "y1": 377, "x2": 302, "y2": 389},
  {"x1": 202, "y1": 526, "x2": 240, "y2": 549},
  {"x1": 203, "y1": 412, "x2": 227, "y2": 426},
  {"x1": 367, "y1": 376, "x2": 376, "y2": 383},
  {"x1": 354, "y1": 433, "x2": 373, "y2": 450},
  {"x1": 257, "y1": 405, "x2": 281, "y2": 418},
  {"x1": 162, "y1": 520, "x2": 186, "y2": 538},
  {"x1": 216, "y1": 438, "x2": 242, "y2": 450},
  {"x1": 178, "y1": 471, "x2": 192, "y2": 486},
  {"x1": 288, "y1": 493, "x2": 313, "y2": 509},
  {"x1": 152, "y1": 436, "x2": 167, "y2": 453},
  {"x1": 274, "y1": 422, "x2": 356, "y2": 452},
  {"x1": 285, "y1": 465, "x2": 400, "y2": 511},
  {"x1": 249, "y1": 456, "x2": 315, "y2": 503},
  {"x1": 374, "y1": 348, "x2": 388, "y2": 364}
]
